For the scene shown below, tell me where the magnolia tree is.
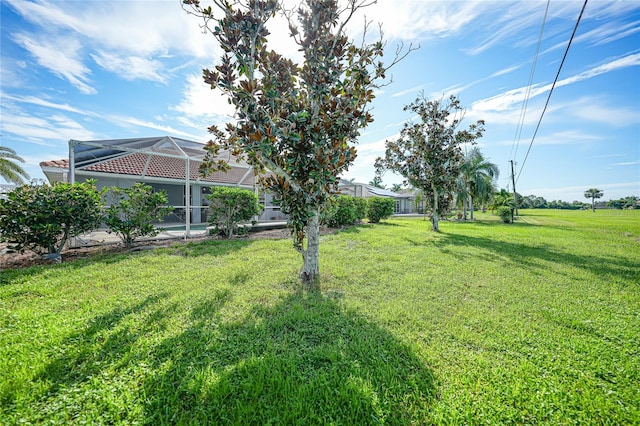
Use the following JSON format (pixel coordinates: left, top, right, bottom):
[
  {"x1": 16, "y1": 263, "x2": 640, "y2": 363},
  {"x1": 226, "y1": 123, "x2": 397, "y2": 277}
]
[
  {"x1": 375, "y1": 95, "x2": 485, "y2": 232},
  {"x1": 183, "y1": 0, "x2": 411, "y2": 287}
]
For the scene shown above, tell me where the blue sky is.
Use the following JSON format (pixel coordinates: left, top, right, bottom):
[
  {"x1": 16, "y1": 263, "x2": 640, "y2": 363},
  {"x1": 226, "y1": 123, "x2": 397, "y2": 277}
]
[{"x1": 1, "y1": 0, "x2": 639, "y2": 202}]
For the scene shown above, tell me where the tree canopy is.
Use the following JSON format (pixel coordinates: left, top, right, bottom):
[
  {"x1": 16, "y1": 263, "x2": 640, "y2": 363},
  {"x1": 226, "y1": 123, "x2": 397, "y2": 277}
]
[
  {"x1": 458, "y1": 147, "x2": 499, "y2": 220},
  {"x1": 584, "y1": 188, "x2": 603, "y2": 212},
  {"x1": 375, "y1": 95, "x2": 484, "y2": 231},
  {"x1": 183, "y1": 0, "x2": 411, "y2": 286}
]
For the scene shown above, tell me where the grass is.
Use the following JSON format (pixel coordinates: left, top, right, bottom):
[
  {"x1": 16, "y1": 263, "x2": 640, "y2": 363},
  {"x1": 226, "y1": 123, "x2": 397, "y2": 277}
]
[{"x1": 1, "y1": 209, "x2": 638, "y2": 424}]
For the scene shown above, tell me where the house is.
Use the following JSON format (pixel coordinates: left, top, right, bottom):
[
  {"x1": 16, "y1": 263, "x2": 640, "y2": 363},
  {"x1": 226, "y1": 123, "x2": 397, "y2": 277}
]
[
  {"x1": 40, "y1": 136, "x2": 287, "y2": 233},
  {"x1": 337, "y1": 179, "x2": 424, "y2": 214}
]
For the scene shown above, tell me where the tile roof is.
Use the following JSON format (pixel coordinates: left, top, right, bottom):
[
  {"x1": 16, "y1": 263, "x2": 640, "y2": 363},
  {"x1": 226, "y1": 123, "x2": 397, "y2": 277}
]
[
  {"x1": 40, "y1": 153, "x2": 254, "y2": 185},
  {"x1": 40, "y1": 159, "x2": 69, "y2": 168}
]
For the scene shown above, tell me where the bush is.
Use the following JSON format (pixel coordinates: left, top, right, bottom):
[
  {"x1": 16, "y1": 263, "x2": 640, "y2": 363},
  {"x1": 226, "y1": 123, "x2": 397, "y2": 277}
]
[
  {"x1": 207, "y1": 186, "x2": 261, "y2": 238},
  {"x1": 324, "y1": 195, "x2": 357, "y2": 227},
  {"x1": 103, "y1": 183, "x2": 173, "y2": 248},
  {"x1": 367, "y1": 197, "x2": 395, "y2": 223},
  {"x1": 354, "y1": 197, "x2": 368, "y2": 223},
  {"x1": 497, "y1": 206, "x2": 513, "y2": 223},
  {"x1": 0, "y1": 180, "x2": 103, "y2": 258}
]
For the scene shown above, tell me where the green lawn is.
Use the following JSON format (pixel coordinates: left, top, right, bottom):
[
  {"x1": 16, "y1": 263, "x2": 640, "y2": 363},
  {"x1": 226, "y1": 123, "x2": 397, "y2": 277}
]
[{"x1": 1, "y1": 209, "x2": 638, "y2": 424}]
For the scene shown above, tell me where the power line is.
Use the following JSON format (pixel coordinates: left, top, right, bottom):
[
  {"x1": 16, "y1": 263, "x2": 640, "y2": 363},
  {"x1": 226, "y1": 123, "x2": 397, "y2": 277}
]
[
  {"x1": 516, "y1": 0, "x2": 588, "y2": 184},
  {"x1": 509, "y1": 0, "x2": 550, "y2": 162}
]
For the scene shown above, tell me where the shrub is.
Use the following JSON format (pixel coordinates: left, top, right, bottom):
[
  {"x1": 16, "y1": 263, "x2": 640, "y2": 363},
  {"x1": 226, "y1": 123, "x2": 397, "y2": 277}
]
[
  {"x1": 367, "y1": 197, "x2": 395, "y2": 223},
  {"x1": 324, "y1": 195, "x2": 357, "y2": 227},
  {"x1": 0, "y1": 180, "x2": 103, "y2": 258},
  {"x1": 103, "y1": 183, "x2": 173, "y2": 248},
  {"x1": 497, "y1": 206, "x2": 513, "y2": 223},
  {"x1": 354, "y1": 197, "x2": 368, "y2": 223},
  {"x1": 207, "y1": 186, "x2": 261, "y2": 238}
]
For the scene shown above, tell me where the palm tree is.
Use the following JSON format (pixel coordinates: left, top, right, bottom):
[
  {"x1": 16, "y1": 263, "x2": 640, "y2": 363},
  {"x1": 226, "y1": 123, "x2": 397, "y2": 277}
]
[
  {"x1": 0, "y1": 146, "x2": 30, "y2": 185},
  {"x1": 369, "y1": 176, "x2": 385, "y2": 189},
  {"x1": 459, "y1": 147, "x2": 499, "y2": 220},
  {"x1": 584, "y1": 188, "x2": 603, "y2": 212},
  {"x1": 455, "y1": 175, "x2": 471, "y2": 219},
  {"x1": 390, "y1": 183, "x2": 403, "y2": 192}
]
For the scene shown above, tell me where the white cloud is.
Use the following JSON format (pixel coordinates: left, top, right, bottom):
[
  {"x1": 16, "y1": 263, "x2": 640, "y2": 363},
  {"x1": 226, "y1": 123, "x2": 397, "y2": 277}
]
[
  {"x1": 353, "y1": 0, "x2": 484, "y2": 41},
  {"x1": 91, "y1": 52, "x2": 167, "y2": 83},
  {"x1": 527, "y1": 130, "x2": 601, "y2": 146},
  {"x1": 12, "y1": 33, "x2": 96, "y2": 94},
  {"x1": 109, "y1": 115, "x2": 205, "y2": 141},
  {"x1": 391, "y1": 84, "x2": 427, "y2": 98},
  {"x1": 1, "y1": 92, "x2": 93, "y2": 115},
  {"x1": 6, "y1": 0, "x2": 216, "y2": 59},
  {"x1": 568, "y1": 96, "x2": 640, "y2": 128},
  {"x1": 471, "y1": 52, "x2": 640, "y2": 113},
  {"x1": 611, "y1": 161, "x2": 640, "y2": 167},
  {"x1": 1, "y1": 111, "x2": 97, "y2": 143},
  {"x1": 172, "y1": 72, "x2": 235, "y2": 126}
]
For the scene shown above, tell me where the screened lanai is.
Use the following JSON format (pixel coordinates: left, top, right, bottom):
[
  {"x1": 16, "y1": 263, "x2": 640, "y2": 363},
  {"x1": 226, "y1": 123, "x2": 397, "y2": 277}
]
[{"x1": 40, "y1": 136, "x2": 287, "y2": 237}]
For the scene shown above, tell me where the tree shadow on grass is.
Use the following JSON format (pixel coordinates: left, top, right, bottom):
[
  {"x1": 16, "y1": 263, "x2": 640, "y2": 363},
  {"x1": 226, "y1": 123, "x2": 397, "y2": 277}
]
[
  {"x1": 0, "y1": 238, "x2": 254, "y2": 289},
  {"x1": 433, "y1": 232, "x2": 639, "y2": 285},
  {"x1": 2, "y1": 292, "x2": 172, "y2": 419},
  {"x1": 143, "y1": 291, "x2": 436, "y2": 424}
]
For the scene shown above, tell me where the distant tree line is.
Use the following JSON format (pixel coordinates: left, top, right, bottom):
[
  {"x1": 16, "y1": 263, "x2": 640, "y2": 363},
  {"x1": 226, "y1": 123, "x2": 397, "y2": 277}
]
[{"x1": 511, "y1": 194, "x2": 638, "y2": 210}]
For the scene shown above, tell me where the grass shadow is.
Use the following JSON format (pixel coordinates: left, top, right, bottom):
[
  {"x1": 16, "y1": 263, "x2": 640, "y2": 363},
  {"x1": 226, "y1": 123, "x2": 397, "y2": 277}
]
[
  {"x1": 143, "y1": 291, "x2": 436, "y2": 424},
  {"x1": 373, "y1": 221, "x2": 403, "y2": 227},
  {"x1": 0, "y1": 238, "x2": 255, "y2": 288},
  {"x1": 3, "y1": 292, "x2": 171, "y2": 411},
  {"x1": 434, "y1": 232, "x2": 639, "y2": 285}
]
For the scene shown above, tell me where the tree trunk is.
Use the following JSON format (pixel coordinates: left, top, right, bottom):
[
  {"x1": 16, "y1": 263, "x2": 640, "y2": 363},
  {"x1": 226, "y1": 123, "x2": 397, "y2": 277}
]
[
  {"x1": 462, "y1": 198, "x2": 468, "y2": 220},
  {"x1": 432, "y1": 186, "x2": 440, "y2": 232},
  {"x1": 300, "y1": 212, "x2": 320, "y2": 288},
  {"x1": 469, "y1": 196, "x2": 475, "y2": 220}
]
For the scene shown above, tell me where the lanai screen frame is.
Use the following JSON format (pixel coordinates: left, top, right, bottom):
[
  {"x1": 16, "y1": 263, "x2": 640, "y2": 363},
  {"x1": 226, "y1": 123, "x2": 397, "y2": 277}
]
[{"x1": 68, "y1": 136, "x2": 246, "y2": 238}]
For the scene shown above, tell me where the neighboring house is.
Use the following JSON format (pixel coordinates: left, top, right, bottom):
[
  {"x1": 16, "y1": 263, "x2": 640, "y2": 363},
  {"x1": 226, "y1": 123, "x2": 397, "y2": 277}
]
[
  {"x1": 336, "y1": 179, "x2": 427, "y2": 214},
  {"x1": 337, "y1": 179, "x2": 422, "y2": 214},
  {"x1": 40, "y1": 136, "x2": 287, "y2": 231},
  {"x1": 395, "y1": 188, "x2": 425, "y2": 214}
]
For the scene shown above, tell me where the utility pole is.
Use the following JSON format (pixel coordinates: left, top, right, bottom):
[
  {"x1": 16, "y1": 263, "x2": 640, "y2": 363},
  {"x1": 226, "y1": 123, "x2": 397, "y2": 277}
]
[{"x1": 510, "y1": 160, "x2": 518, "y2": 216}]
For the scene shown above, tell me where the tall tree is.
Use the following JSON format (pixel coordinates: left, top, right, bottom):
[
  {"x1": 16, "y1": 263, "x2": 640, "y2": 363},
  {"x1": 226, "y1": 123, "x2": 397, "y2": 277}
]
[
  {"x1": 183, "y1": 0, "x2": 410, "y2": 287},
  {"x1": 584, "y1": 188, "x2": 603, "y2": 212},
  {"x1": 0, "y1": 146, "x2": 30, "y2": 185},
  {"x1": 459, "y1": 147, "x2": 499, "y2": 220},
  {"x1": 375, "y1": 95, "x2": 484, "y2": 231}
]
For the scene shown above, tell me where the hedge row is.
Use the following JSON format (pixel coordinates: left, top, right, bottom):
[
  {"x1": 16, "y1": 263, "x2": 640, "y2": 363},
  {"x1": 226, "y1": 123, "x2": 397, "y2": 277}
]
[{"x1": 323, "y1": 195, "x2": 395, "y2": 227}]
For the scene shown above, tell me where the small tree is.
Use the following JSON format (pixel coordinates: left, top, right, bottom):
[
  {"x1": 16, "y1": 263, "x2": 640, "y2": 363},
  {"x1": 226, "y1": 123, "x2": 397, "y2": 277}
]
[
  {"x1": 0, "y1": 180, "x2": 102, "y2": 258},
  {"x1": 103, "y1": 183, "x2": 173, "y2": 248},
  {"x1": 490, "y1": 189, "x2": 516, "y2": 223},
  {"x1": 584, "y1": 188, "x2": 603, "y2": 212},
  {"x1": 375, "y1": 95, "x2": 485, "y2": 231},
  {"x1": 496, "y1": 206, "x2": 513, "y2": 223},
  {"x1": 367, "y1": 196, "x2": 395, "y2": 223},
  {"x1": 206, "y1": 186, "x2": 261, "y2": 238},
  {"x1": 183, "y1": 0, "x2": 412, "y2": 287}
]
